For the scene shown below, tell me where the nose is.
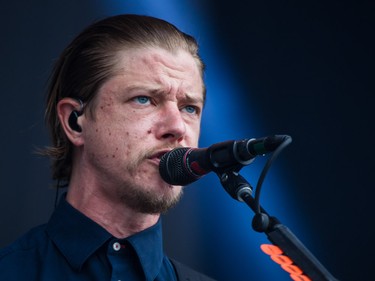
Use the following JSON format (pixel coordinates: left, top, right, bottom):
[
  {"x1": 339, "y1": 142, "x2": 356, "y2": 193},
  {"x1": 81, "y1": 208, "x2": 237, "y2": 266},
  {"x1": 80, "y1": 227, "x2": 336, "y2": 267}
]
[{"x1": 154, "y1": 103, "x2": 186, "y2": 143}]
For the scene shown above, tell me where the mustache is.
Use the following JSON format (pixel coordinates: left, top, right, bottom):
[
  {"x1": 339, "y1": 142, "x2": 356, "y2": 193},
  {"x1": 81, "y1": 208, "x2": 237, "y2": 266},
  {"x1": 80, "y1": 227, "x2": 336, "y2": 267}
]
[
  {"x1": 143, "y1": 145, "x2": 184, "y2": 159},
  {"x1": 127, "y1": 145, "x2": 184, "y2": 171}
]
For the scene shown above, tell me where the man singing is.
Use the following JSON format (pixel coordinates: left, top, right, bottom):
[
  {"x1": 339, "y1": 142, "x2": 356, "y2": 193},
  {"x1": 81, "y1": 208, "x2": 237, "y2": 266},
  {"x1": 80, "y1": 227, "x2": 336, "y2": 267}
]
[{"x1": 0, "y1": 14, "x2": 215, "y2": 281}]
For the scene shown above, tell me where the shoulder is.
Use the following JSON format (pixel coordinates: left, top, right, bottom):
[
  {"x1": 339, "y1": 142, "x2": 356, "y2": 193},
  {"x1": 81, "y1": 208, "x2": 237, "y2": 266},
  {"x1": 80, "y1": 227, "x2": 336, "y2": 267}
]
[
  {"x1": 169, "y1": 258, "x2": 217, "y2": 281},
  {"x1": 0, "y1": 224, "x2": 48, "y2": 263}
]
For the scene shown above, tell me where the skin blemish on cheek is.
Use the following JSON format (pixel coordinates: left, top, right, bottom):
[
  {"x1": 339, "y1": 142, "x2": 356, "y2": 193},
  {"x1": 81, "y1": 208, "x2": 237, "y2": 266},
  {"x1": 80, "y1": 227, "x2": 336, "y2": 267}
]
[
  {"x1": 147, "y1": 130, "x2": 151, "y2": 134},
  {"x1": 112, "y1": 146, "x2": 118, "y2": 158},
  {"x1": 140, "y1": 168, "x2": 148, "y2": 174}
]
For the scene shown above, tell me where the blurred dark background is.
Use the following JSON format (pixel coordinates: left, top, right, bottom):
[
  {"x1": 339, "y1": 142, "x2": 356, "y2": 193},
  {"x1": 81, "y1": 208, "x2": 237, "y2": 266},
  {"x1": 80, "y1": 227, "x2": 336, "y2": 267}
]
[{"x1": 1, "y1": 1, "x2": 374, "y2": 280}]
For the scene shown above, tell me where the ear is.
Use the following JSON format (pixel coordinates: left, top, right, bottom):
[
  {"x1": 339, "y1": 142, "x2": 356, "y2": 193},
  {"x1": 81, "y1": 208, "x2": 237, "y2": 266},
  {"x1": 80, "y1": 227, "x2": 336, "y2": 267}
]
[{"x1": 57, "y1": 98, "x2": 85, "y2": 146}]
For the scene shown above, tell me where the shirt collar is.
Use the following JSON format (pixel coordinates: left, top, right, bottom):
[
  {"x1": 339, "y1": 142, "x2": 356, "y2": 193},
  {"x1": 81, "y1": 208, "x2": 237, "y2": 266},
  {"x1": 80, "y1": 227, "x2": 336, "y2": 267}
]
[
  {"x1": 45, "y1": 196, "x2": 112, "y2": 271},
  {"x1": 127, "y1": 219, "x2": 164, "y2": 281},
  {"x1": 45, "y1": 195, "x2": 165, "y2": 280}
]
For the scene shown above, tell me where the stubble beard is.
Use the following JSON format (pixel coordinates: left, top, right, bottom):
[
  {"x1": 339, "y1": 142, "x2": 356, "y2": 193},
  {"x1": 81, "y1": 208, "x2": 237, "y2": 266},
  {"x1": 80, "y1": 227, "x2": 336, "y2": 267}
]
[
  {"x1": 117, "y1": 147, "x2": 184, "y2": 214},
  {"x1": 119, "y1": 184, "x2": 183, "y2": 214}
]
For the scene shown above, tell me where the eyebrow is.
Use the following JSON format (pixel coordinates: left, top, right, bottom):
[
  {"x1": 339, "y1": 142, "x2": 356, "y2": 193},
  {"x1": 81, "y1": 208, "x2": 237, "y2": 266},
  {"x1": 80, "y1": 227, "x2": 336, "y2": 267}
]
[
  {"x1": 181, "y1": 93, "x2": 204, "y2": 106},
  {"x1": 127, "y1": 86, "x2": 204, "y2": 106},
  {"x1": 156, "y1": 89, "x2": 204, "y2": 107}
]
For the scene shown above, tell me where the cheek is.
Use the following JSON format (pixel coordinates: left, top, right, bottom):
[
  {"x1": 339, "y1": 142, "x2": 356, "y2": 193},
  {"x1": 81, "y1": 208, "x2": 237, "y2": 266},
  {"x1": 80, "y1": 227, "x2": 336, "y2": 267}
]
[
  {"x1": 120, "y1": 128, "x2": 150, "y2": 158},
  {"x1": 87, "y1": 107, "x2": 154, "y2": 154},
  {"x1": 97, "y1": 95, "x2": 115, "y2": 112},
  {"x1": 187, "y1": 123, "x2": 201, "y2": 146}
]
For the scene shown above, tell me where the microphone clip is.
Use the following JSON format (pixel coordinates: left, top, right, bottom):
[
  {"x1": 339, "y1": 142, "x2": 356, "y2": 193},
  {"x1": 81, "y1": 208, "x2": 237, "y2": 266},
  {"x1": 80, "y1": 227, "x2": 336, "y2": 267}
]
[{"x1": 218, "y1": 170, "x2": 253, "y2": 202}]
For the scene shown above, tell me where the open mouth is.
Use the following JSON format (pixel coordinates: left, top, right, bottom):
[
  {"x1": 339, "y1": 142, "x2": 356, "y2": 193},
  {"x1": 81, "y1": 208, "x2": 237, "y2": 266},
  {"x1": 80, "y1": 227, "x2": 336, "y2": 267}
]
[
  {"x1": 149, "y1": 150, "x2": 170, "y2": 162},
  {"x1": 155, "y1": 152, "x2": 166, "y2": 160}
]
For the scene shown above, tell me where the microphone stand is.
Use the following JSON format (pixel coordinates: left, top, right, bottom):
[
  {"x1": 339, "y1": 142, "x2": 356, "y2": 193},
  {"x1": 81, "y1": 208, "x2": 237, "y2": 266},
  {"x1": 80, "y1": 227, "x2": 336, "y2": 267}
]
[{"x1": 218, "y1": 170, "x2": 338, "y2": 281}]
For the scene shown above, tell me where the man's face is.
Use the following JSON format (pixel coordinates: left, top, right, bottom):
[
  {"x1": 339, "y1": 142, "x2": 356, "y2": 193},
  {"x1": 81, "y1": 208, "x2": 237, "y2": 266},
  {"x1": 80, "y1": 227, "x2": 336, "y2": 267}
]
[{"x1": 81, "y1": 47, "x2": 204, "y2": 214}]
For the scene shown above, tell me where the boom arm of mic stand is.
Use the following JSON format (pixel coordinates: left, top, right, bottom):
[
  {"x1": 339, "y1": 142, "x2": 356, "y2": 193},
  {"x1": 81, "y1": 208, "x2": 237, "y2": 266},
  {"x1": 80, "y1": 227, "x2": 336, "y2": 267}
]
[
  {"x1": 218, "y1": 171, "x2": 338, "y2": 281},
  {"x1": 241, "y1": 192, "x2": 338, "y2": 281}
]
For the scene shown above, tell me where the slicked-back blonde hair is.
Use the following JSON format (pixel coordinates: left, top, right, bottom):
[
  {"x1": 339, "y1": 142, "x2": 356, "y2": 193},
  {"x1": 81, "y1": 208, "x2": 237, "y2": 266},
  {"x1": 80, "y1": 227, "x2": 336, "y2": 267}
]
[{"x1": 44, "y1": 14, "x2": 205, "y2": 186}]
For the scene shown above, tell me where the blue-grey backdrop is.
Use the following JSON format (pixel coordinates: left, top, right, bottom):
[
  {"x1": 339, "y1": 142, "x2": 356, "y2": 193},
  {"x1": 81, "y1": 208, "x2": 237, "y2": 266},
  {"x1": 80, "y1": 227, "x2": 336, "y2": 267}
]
[{"x1": 1, "y1": 1, "x2": 374, "y2": 280}]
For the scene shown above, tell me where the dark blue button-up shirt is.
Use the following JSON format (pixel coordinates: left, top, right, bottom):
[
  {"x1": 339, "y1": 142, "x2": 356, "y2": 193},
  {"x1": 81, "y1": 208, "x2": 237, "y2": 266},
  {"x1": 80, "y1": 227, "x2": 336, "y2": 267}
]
[{"x1": 0, "y1": 197, "x2": 177, "y2": 281}]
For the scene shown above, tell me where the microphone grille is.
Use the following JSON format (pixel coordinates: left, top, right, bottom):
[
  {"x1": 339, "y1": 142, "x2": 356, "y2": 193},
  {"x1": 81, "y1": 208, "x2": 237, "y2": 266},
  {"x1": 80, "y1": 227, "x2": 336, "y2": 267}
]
[{"x1": 159, "y1": 147, "x2": 197, "y2": 186}]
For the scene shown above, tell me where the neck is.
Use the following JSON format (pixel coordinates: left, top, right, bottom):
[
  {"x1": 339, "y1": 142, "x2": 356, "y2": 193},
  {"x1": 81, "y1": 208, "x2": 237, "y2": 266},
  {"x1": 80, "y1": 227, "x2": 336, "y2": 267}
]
[{"x1": 66, "y1": 183, "x2": 160, "y2": 239}]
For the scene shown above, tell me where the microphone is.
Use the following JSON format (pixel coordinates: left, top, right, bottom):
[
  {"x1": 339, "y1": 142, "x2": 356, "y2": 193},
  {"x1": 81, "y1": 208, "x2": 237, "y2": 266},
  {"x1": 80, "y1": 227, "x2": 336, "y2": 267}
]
[{"x1": 159, "y1": 135, "x2": 290, "y2": 185}]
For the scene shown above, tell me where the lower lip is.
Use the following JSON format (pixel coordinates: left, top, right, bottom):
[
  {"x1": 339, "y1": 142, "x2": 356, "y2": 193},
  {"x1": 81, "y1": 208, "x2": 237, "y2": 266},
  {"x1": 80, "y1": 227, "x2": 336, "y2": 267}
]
[{"x1": 147, "y1": 158, "x2": 161, "y2": 166}]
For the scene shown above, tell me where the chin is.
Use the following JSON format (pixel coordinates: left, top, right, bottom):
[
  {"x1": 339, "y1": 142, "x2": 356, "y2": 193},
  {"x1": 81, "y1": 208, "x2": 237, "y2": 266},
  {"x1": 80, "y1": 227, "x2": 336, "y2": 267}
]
[{"x1": 161, "y1": 183, "x2": 183, "y2": 199}]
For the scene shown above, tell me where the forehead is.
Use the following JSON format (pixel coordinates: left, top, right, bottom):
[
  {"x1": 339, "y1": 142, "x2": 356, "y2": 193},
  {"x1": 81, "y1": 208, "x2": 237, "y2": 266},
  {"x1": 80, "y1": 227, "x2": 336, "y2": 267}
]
[
  {"x1": 102, "y1": 48, "x2": 204, "y2": 98},
  {"x1": 120, "y1": 47, "x2": 196, "y2": 69}
]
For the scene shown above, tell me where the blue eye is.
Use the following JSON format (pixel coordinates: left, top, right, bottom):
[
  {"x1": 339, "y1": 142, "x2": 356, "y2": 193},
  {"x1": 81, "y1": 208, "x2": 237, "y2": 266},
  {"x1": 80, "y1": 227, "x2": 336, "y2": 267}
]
[
  {"x1": 134, "y1": 96, "x2": 150, "y2": 104},
  {"x1": 183, "y1": 105, "x2": 197, "y2": 114}
]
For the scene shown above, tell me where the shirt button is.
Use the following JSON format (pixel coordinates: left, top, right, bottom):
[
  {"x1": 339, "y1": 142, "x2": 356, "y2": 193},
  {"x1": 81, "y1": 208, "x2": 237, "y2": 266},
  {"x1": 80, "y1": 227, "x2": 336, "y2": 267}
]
[{"x1": 113, "y1": 242, "x2": 121, "y2": 251}]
